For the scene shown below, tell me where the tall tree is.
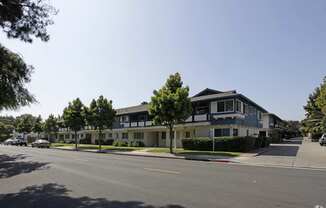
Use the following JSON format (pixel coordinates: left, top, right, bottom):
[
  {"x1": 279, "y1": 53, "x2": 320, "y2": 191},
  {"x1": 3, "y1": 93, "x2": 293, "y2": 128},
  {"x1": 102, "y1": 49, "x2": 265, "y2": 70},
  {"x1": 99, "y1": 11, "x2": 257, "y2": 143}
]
[
  {"x1": 302, "y1": 77, "x2": 326, "y2": 137},
  {"x1": 15, "y1": 114, "x2": 36, "y2": 139},
  {"x1": 86, "y1": 96, "x2": 116, "y2": 151},
  {"x1": 149, "y1": 73, "x2": 192, "y2": 153},
  {"x1": 32, "y1": 115, "x2": 43, "y2": 139},
  {"x1": 316, "y1": 76, "x2": 326, "y2": 132},
  {"x1": 44, "y1": 114, "x2": 58, "y2": 141},
  {"x1": 0, "y1": 0, "x2": 57, "y2": 111},
  {"x1": 63, "y1": 98, "x2": 86, "y2": 150}
]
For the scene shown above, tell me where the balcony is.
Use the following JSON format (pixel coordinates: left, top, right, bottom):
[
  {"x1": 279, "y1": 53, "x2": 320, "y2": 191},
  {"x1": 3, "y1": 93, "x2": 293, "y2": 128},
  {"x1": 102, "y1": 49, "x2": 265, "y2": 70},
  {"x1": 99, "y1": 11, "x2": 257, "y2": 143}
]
[
  {"x1": 121, "y1": 122, "x2": 130, "y2": 128},
  {"x1": 194, "y1": 114, "x2": 208, "y2": 121},
  {"x1": 145, "y1": 121, "x2": 153, "y2": 126},
  {"x1": 119, "y1": 120, "x2": 154, "y2": 128},
  {"x1": 130, "y1": 122, "x2": 138, "y2": 127}
]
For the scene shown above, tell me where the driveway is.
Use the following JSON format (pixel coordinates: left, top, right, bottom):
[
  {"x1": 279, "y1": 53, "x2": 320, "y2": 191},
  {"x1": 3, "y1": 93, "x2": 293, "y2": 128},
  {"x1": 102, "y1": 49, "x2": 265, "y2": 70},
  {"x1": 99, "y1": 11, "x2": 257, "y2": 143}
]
[{"x1": 239, "y1": 137, "x2": 326, "y2": 169}]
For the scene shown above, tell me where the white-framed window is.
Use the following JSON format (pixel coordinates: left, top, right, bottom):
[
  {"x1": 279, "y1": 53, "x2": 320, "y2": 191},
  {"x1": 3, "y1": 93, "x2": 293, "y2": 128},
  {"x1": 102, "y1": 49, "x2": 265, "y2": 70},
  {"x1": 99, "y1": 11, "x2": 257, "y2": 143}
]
[
  {"x1": 257, "y1": 111, "x2": 262, "y2": 120},
  {"x1": 120, "y1": 115, "x2": 129, "y2": 122},
  {"x1": 243, "y1": 104, "x2": 249, "y2": 114},
  {"x1": 233, "y1": 129, "x2": 239, "y2": 136},
  {"x1": 134, "y1": 132, "x2": 144, "y2": 140},
  {"x1": 214, "y1": 128, "x2": 230, "y2": 137},
  {"x1": 122, "y1": 133, "x2": 128, "y2": 139},
  {"x1": 216, "y1": 99, "x2": 234, "y2": 113},
  {"x1": 161, "y1": 132, "x2": 166, "y2": 140},
  {"x1": 235, "y1": 99, "x2": 242, "y2": 112}
]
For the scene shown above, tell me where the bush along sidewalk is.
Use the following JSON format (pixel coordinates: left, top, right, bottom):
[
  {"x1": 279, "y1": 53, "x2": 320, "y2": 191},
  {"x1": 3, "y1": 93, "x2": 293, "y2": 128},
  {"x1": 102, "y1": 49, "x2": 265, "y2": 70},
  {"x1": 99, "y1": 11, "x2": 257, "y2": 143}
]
[{"x1": 182, "y1": 136, "x2": 271, "y2": 152}]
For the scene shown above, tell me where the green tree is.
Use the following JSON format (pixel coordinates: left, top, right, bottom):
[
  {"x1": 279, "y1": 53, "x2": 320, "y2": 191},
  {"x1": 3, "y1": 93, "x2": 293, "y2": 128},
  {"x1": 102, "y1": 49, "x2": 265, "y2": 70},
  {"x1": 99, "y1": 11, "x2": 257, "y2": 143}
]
[
  {"x1": 316, "y1": 77, "x2": 326, "y2": 114},
  {"x1": 63, "y1": 98, "x2": 86, "y2": 150},
  {"x1": 44, "y1": 114, "x2": 58, "y2": 141},
  {"x1": 149, "y1": 73, "x2": 192, "y2": 153},
  {"x1": 302, "y1": 77, "x2": 326, "y2": 137},
  {"x1": 0, "y1": 45, "x2": 36, "y2": 111},
  {"x1": 0, "y1": 0, "x2": 57, "y2": 43},
  {"x1": 0, "y1": 122, "x2": 14, "y2": 142},
  {"x1": 0, "y1": 0, "x2": 57, "y2": 111},
  {"x1": 85, "y1": 96, "x2": 116, "y2": 151},
  {"x1": 32, "y1": 115, "x2": 43, "y2": 139},
  {"x1": 15, "y1": 114, "x2": 36, "y2": 139}
]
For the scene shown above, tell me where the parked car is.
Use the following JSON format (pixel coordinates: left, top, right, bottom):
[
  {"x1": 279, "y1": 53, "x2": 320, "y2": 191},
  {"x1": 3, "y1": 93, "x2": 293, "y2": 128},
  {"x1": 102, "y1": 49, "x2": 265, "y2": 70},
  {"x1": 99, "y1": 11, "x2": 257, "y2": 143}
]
[
  {"x1": 3, "y1": 139, "x2": 14, "y2": 145},
  {"x1": 31, "y1": 139, "x2": 50, "y2": 148},
  {"x1": 14, "y1": 138, "x2": 27, "y2": 146},
  {"x1": 319, "y1": 134, "x2": 326, "y2": 146}
]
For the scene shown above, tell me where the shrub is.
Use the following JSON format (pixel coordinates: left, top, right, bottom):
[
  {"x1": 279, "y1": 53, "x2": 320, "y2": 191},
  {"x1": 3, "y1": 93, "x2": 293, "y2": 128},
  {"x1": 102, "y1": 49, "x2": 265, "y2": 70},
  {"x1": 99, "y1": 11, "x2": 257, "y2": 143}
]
[
  {"x1": 95, "y1": 139, "x2": 114, "y2": 145},
  {"x1": 182, "y1": 136, "x2": 260, "y2": 152},
  {"x1": 128, "y1": 140, "x2": 145, "y2": 147},
  {"x1": 113, "y1": 140, "x2": 128, "y2": 147},
  {"x1": 311, "y1": 133, "x2": 323, "y2": 142},
  {"x1": 270, "y1": 129, "x2": 283, "y2": 143},
  {"x1": 80, "y1": 137, "x2": 91, "y2": 144}
]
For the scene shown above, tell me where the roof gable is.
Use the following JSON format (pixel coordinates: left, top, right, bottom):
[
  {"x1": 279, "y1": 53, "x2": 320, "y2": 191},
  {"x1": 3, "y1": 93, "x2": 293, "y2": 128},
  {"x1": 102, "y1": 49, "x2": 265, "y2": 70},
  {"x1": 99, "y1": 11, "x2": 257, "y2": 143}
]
[{"x1": 192, "y1": 88, "x2": 222, "y2": 97}]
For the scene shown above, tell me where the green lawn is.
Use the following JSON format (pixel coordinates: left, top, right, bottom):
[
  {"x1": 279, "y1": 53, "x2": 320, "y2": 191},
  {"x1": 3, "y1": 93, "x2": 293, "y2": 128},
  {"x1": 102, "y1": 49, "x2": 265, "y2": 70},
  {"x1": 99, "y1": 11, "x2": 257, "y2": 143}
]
[
  {"x1": 146, "y1": 148, "x2": 241, "y2": 157},
  {"x1": 51, "y1": 143, "x2": 144, "y2": 152},
  {"x1": 51, "y1": 143, "x2": 241, "y2": 157}
]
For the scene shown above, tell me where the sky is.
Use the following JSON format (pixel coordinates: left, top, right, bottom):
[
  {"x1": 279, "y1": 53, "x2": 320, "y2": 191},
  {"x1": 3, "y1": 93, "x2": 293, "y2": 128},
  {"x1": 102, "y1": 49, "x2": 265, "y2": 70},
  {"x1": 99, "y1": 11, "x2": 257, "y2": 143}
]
[{"x1": 1, "y1": 0, "x2": 325, "y2": 121}]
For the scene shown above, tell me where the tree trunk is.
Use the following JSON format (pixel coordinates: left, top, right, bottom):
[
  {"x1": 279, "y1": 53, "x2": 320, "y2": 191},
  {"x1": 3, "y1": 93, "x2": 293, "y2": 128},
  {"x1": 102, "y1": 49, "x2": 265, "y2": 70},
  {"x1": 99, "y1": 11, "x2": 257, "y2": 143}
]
[
  {"x1": 98, "y1": 129, "x2": 102, "y2": 152},
  {"x1": 75, "y1": 131, "x2": 78, "y2": 151},
  {"x1": 169, "y1": 126, "x2": 173, "y2": 154}
]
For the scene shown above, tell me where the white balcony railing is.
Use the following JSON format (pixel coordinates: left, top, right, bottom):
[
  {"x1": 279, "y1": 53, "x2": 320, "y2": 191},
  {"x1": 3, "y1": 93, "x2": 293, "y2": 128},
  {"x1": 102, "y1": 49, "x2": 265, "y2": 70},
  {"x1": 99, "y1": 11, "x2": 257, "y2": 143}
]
[
  {"x1": 121, "y1": 122, "x2": 130, "y2": 128},
  {"x1": 185, "y1": 116, "x2": 193, "y2": 122},
  {"x1": 130, "y1": 122, "x2": 138, "y2": 127},
  {"x1": 145, "y1": 121, "x2": 153, "y2": 126},
  {"x1": 194, "y1": 114, "x2": 208, "y2": 121},
  {"x1": 138, "y1": 121, "x2": 145, "y2": 127}
]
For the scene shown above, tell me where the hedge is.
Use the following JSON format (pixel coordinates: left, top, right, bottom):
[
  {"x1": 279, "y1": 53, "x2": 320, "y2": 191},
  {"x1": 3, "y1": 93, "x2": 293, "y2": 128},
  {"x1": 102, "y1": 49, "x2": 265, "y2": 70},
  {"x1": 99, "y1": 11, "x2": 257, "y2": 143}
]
[
  {"x1": 182, "y1": 136, "x2": 270, "y2": 152},
  {"x1": 95, "y1": 139, "x2": 114, "y2": 145}
]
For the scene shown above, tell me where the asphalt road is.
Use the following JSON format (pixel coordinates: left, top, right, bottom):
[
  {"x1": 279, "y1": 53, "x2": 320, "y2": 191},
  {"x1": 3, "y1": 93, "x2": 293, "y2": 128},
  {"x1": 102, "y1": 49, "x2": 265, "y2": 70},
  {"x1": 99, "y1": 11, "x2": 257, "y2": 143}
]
[{"x1": 0, "y1": 145, "x2": 325, "y2": 208}]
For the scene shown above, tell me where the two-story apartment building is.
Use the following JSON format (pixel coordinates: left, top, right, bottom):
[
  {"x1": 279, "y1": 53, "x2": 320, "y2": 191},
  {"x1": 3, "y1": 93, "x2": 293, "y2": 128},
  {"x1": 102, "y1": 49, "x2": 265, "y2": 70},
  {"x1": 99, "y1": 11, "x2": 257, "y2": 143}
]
[{"x1": 58, "y1": 88, "x2": 282, "y2": 148}]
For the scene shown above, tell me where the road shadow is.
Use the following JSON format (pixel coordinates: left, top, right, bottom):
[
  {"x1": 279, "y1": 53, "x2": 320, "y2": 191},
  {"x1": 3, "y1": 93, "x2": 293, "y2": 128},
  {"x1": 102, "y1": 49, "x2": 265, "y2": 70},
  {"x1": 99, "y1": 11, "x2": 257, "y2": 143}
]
[
  {"x1": 0, "y1": 154, "x2": 49, "y2": 178},
  {"x1": 0, "y1": 183, "x2": 185, "y2": 208},
  {"x1": 259, "y1": 145, "x2": 300, "y2": 157}
]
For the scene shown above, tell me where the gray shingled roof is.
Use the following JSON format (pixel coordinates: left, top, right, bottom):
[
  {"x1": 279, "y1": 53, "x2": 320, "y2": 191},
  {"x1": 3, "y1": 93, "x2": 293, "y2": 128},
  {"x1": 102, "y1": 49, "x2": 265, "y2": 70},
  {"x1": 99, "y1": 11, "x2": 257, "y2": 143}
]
[
  {"x1": 115, "y1": 89, "x2": 269, "y2": 115},
  {"x1": 116, "y1": 104, "x2": 149, "y2": 115}
]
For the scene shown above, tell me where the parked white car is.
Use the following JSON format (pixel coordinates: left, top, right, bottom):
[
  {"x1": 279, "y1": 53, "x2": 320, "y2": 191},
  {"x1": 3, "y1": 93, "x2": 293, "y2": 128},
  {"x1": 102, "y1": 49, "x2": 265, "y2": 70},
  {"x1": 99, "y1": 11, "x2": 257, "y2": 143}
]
[
  {"x1": 319, "y1": 134, "x2": 326, "y2": 146},
  {"x1": 31, "y1": 139, "x2": 50, "y2": 148},
  {"x1": 3, "y1": 139, "x2": 15, "y2": 145}
]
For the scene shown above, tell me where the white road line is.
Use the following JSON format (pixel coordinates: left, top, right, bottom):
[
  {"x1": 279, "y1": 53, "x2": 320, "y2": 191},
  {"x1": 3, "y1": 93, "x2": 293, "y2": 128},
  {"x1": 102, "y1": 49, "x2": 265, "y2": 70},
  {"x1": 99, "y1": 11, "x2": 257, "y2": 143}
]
[{"x1": 144, "y1": 168, "x2": 180, "y2": 174}]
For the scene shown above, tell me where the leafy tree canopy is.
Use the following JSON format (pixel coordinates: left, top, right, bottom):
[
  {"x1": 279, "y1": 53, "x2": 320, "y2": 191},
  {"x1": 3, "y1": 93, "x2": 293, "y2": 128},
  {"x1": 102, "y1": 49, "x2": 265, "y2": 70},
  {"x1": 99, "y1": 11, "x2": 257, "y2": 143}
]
[
  {"x1": 32, "y1": 115, "x2": 43, "y2": 134},
  {"x1": 15, "y1": 114, "x2": 36, "y2": 134},
  {"x1": 0, "y1": 45, "x2": 36, "y2": 110},
  {"x1": 86, "y1": 96, "x2": 116, "y2": 130},
  {"x1": 0, "y1": 121, "x2": 14, "y2": 141},
  {"x1": 302, "y1": 76, "x2": 326, "y2": 134},
  {"x1": 0, "y1": 0, "x2": 57, "y2": 43},
  {"x1": 0, "y1": 0, "x2": 57, "y2": 111},
  {"x1": 63, "y1": 98, "x2": 85, "y2": 132}
]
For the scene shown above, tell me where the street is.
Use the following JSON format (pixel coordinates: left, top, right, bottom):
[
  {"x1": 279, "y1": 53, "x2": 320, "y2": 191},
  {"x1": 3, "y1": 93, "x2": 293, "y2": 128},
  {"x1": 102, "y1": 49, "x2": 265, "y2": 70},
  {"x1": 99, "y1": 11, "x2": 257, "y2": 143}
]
[{"x1": 0, "y1": 145, "x2": 326, "y2": 208}]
